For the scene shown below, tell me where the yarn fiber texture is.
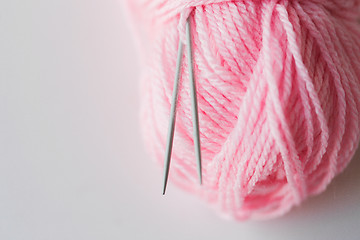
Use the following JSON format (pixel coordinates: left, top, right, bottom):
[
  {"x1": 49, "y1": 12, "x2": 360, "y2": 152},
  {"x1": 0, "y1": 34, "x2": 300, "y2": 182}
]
[{"x1": 125, "y1": 0, "x2": 360, "y2": 220}]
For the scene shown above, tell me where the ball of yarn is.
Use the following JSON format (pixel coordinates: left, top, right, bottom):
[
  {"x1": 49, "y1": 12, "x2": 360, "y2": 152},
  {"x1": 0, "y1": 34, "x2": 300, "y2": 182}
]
[{"x1": 125, "y1": 0, "x2": 360, "y2": 220}]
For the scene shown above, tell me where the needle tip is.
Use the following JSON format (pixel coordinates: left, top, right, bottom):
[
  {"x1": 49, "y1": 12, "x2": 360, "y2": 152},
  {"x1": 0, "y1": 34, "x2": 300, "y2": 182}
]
[{"x1": 162, "y1": 182, "x2": 167, "y2": 195}]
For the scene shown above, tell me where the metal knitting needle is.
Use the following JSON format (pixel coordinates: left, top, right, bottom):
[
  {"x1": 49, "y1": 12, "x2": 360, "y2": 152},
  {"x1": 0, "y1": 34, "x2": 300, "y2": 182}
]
[
  {"x1": 186, "y1": 16, "x2": 202, "y2": 186},
  {"x1": 162, "y1": 31, "x2": 184, "y2": 195},
  {"x1": 162, "y1": 15, "x2": 202, "y2": 195}
]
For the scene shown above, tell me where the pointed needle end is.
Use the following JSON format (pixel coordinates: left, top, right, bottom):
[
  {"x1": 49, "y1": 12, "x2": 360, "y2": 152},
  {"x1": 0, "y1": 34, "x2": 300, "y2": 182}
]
[{"x1": 162, "y1": 180, "x2": 168, "y2": 195}]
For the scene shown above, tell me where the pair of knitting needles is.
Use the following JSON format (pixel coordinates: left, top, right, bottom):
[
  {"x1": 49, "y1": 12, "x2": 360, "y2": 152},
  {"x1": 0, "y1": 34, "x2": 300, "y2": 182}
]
[{"x1": 162, "y1": 15, "x2": 202, "y2": 195}]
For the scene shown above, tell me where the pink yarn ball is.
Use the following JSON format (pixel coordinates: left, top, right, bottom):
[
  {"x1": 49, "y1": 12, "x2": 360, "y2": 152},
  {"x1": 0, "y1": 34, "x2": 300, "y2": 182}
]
[{"x1": 125, "y1": 0, "x2": 360, "y2": 220}]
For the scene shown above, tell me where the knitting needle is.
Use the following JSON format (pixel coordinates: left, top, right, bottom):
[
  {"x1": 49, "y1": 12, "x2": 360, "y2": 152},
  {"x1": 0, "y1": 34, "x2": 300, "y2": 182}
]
[
  {"x1": 162, "y1": 28, "x2": 184, "y2": 195},
  {"x1": 163, "y1": 15, "x2": 202, "y2": 195},
  {"x1": 186, "y1": 16, "x2": 202, "y2": 185}
]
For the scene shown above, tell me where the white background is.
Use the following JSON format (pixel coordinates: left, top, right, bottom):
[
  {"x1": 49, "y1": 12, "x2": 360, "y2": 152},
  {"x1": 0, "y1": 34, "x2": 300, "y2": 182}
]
[{"x1": 0, "y1": 1, "x2": 360, "y2": 239}]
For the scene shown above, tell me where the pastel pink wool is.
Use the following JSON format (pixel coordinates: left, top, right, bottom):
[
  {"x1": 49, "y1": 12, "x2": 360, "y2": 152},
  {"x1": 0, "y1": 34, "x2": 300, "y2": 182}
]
[{"x1": 125, "y1": 0, "x2": 360, "y2": 220}]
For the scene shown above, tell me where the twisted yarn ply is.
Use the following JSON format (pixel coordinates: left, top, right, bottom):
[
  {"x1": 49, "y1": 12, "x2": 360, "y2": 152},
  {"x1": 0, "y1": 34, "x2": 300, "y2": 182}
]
[{"x1": 124, "y1": 0, "x2": 360, "y2": 220}]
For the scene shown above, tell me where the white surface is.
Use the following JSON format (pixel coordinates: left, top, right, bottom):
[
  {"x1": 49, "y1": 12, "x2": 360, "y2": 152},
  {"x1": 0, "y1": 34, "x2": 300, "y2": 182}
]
[{"x1": 0, "y1": 1, "x2": 360, "y2": 239}]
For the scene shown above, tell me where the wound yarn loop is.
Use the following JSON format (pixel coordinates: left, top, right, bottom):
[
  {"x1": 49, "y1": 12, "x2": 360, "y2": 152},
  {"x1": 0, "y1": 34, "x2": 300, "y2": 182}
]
[{"x1": 125, "y1": 0, "x2": 360, "y2": 220}]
